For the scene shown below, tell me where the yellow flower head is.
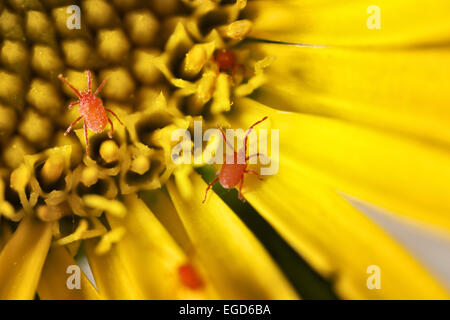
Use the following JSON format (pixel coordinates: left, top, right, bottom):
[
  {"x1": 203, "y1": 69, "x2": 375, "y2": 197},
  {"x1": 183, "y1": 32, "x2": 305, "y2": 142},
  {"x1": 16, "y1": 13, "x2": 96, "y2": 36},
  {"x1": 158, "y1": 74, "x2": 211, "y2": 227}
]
[{"x1": 0, "y1": 0, "x2": 449, "y2": 301}]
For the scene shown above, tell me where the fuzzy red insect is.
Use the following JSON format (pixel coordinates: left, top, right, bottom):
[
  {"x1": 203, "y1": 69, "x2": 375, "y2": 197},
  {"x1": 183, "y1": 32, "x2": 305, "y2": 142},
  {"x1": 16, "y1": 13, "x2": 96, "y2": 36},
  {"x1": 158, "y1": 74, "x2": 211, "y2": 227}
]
[
  {"x1": 214, "y1": 48, "x2": 238, "y2": 75},
  {"x1": 178, "y1": 262, "x2": 204, "y2": 290},
  {"x1": 58, "y1": 71, "x2": 123, "y2": 157},
  {"x1": 202, "y1": 116, "x2": 268, "y2": 203}
]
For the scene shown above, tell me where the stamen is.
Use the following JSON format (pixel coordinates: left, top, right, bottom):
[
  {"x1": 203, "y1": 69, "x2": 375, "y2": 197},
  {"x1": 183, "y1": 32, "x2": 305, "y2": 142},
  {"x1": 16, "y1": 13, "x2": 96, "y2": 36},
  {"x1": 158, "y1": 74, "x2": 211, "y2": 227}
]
[
  {"x1": 181, "y1": 45, "x2": 208, "y2": 78},
  {"x1": 83, "y1": 194, "x2": 127, "y2": 218},
  {"x1": 36, "y1": 204, "x2": 65, "y2": 222},
  {"x1": 10, "y1": 164, "x2": 31, "y2": 193},
  {"x1": 99, "y1": 140, "x2": 120, "y2": 163},
  {"x1": 130, "y1": 155, "x2": 150, "y2": 175},
  {"x1": 221, "y1": 20, "x2": 253, "y2": 40},
  {"x1": 80, "y1": 166, "x2": 99, "y2": 187},
  {"x1": 95, "y1": 227, "x2": 126, "y2": 255},
  {"x1": 53, "y1": 218, "x2": 107, "y2": 246},
  {"x1": 41, "y1": 154, "x2": 65, "y2": 185}
]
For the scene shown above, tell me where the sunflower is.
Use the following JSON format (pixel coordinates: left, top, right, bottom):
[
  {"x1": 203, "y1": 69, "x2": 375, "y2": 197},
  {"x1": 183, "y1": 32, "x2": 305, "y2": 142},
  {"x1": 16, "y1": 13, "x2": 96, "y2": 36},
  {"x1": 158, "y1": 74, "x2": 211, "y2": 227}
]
[{"x1": 0, "y1": 0, "x2": 449, "y2": 300}]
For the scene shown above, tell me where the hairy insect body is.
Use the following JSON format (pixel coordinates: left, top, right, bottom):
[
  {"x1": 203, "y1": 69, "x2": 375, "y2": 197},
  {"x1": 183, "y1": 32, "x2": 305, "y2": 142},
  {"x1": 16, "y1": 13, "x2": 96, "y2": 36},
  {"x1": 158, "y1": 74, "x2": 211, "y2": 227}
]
[
  {"x1": 219, "y1": 152, "x2": 247, "y2": 189},
  {"x1": 203, "y1": 117, "x2": 268, "y2": 203},
  {"x1": 214, "y1": 49, "x2": 238, "y2": 75},
  {"x1": 79, "y1": 94, "x2": 108, "y2": 133},
  {"x1": 58, "y1": 70, "x2": 124, "y2": 157}
]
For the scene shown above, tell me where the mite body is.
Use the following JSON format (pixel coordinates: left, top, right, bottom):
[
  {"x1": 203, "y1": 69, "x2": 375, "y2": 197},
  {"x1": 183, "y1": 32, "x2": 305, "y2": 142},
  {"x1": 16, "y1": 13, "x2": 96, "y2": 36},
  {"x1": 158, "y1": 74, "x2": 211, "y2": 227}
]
[
  {"x1": 178, "y1": 262, "x2": 204, "y2": 290},
  {"x1": 203, "y1": 116, "x2": 268, "y2": 203},
  {"x1": 58, "y1": 71, "x2": 123, "y2": 157},
  {"x1": 78, "y1": 94, "x2": 108, "y2": 133},
  {"x1": 218, "y1": 150, "x2": 247, "y2": 188},
  {"x1": 214, "y1": 48, "x2": 238, "y2": 75}
]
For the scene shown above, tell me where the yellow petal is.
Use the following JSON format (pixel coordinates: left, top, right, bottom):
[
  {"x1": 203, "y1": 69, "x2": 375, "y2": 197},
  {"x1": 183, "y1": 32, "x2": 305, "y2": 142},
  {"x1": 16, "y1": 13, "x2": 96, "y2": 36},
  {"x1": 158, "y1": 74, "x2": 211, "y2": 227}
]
[
  {"x1": 246, "y1": 0, "x2": 450, "y2": 47},
  {"x1": 0, "y1": 215, "x2": 52, "y2": 299},
  {"x1": 0, "y1": 221, "x2": 12, "y2": 252},
  {"x1": 86, "y1": 194, "x2": 213, "y2": 299},
  {"x1": 142, "y1": 190, "x2": 192, "y2": 254},
  {"x1": 248, "y1": 42, "x2": 450, "y2": 145},
  {"x1": 84, "y1": 238, "x2": 144, "y2": 300},
  {"x1": 38, "y1": 247, "x2": 101, "y2": 300},
  {"x1": 232, "y1": 97, "x2": 450, "y2": 231},
  {"x1": 166, "y1": 173, "x2": 299, "y2": 299},
  {"x1": 226, "y1": 100, "x2": 450, "y2": 298},
  {"x1": 112, "y1": 194, "x2": 216, "y2": 299},
  {"x1": 246, "y1": 164, "x2": 449, "y2": 298}
]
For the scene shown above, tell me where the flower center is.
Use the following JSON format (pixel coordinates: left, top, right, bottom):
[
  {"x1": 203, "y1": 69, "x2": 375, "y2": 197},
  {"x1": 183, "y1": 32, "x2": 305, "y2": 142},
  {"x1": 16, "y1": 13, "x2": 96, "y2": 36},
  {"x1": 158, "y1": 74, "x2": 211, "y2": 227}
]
[{"x1": 0, "y1": 0, "x2": 271, "y2": 253}]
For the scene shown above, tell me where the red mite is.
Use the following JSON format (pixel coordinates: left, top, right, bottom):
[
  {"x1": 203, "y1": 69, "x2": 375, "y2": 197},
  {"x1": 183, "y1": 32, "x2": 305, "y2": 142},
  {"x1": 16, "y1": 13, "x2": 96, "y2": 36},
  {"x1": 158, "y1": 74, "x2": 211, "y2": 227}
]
[
  {"x1": 203, "y1": 116, "x2": 268, "y2": 203},
  {"x1": 214, "y1": 48, "x2": 238, "y2": 75},
  {"x1": 58, "y1": 70, "x2": 123, "y2": 157},
  {"x1": 178, "y1": 262, "x2": 204, "y2": 290}
]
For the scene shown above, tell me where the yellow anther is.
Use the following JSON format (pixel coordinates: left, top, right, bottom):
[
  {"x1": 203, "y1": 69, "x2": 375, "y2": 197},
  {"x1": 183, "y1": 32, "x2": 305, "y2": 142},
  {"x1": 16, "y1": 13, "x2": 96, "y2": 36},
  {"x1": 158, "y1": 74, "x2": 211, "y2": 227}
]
[
  {"x1": 222, "y1": 20, "x2": 253, "y2": 40},
  {"x1": 80, "y1": 166, "x2": 99, "y2": 187},
  {"x1": 41, "y1": 154, "x2": 65, "y2": 185},
  {"x1": 10, "y1": 164, "x2": 31, "y2": 192},
  {"x1": 95, "y1": 227, "x2": 126, "y2": 255},
  {"x1": 182, "y1": 45, "x2": 207, "y2": 78},
  {"x1": 36, "y1": 204, "x2": 64, "y2": 222},
  {"x1": 99, "y1": 140, "x2": 120, "y2": 163},
  {"x1": 83, "y1": 194, "x2": 126, "y2": 218},
  {"x1": 130, "y1": 155, "x2": 150, "y2": 175}
]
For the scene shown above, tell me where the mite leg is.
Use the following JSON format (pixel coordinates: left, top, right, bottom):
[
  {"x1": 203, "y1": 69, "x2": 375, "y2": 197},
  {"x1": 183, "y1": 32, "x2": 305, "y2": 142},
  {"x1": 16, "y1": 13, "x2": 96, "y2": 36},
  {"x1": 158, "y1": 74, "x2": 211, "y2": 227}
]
[
  {"x1": 212, "y1": 54, "x2": 220, "y2": 75},
  {"x1": 246, "y1": 153, "x2": 265, "y2": 162},
  {"x1": 85, "y1": 70, "x2": 92, "y2": 93},
  {"x1": 243, "y1": 116, "x2": 268, "y2": 155},
  {"x1": 94, "y1": 78, "x2": 108, "y2": 96},
  {"x1": 84, "y1": 120, "x2": 90, "y2": 157},
  {"x1": 107, "y1": 117, "x2": 114, "y2": 138},
  {"x1": 64, "y1": 115, "x2": 83, "y2": 136},
  {"x1": 247, "y1": 116, "x2": 269, "y2": 133},
  {"x1": 105, "y1": 108, "x2": 124, "y2": 125},
  {"x1": 216, "y1": 124, "x2": 235, "y2": 152},
  {"x1": 202, "y1": 177, "x2": 219, "y2": 204},
  {"x1": 58, "y1": 75, "x2": 82, "y2": 98},
  {"x1": 245, "y1": 169, "x2": 264, "y2": 181},
  {"x1": 67, "y1": 101, "x2": 79, "y2": 110}
]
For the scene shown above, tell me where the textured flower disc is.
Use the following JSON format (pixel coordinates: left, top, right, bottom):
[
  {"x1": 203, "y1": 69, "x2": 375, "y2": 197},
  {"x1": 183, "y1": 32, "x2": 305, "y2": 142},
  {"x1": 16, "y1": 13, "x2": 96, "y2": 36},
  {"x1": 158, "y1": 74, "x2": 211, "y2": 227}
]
[{"x1": 0, "y1": 0, "x2": 295, "y2": 300}]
